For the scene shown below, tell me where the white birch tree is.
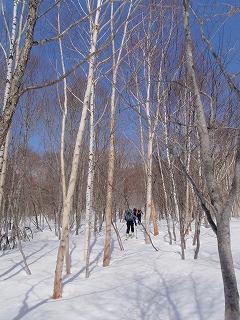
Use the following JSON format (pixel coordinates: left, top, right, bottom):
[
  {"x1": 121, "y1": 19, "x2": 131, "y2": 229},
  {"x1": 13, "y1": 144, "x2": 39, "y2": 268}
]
[
  {"x1": 57, "y1": 1, "x2": 71, "y2": 275},
  {"x1": 103, "y1": 0, "x2": 135, "y2": 267},
  {"x1": 0, "y1": 0, "x2": 38, "y2": 147},
  {"x1": 0, "y1": 0, "x2": 28, "y2": 210},
  {"x1": 182, "y1": 0, "x2": 240, "y2": 318},
  {"x1": 52, "y1": 0, "x2": 103, "y2": 298},
  {"x1": 85, "y1": 84, "x2": 95, "y2": 278}
]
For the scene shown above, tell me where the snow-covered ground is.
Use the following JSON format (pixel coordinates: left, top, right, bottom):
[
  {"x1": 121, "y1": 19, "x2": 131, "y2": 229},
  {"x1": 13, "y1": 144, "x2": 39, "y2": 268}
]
[{"x1": 1, "y1": 219, "x2": 240, "y2": 320}]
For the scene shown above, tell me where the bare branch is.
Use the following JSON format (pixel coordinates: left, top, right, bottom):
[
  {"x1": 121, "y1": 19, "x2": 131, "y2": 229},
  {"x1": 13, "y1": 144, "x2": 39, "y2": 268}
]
[
  {"x1": 178, "y1": 156, "x2": 217, "y2": 235},
  {"x1": 192, "y1": 8, "x2": 240, "y2": 99},
  {"x1": 33, "y1": 1, "x2": 108, "y2": 46}
]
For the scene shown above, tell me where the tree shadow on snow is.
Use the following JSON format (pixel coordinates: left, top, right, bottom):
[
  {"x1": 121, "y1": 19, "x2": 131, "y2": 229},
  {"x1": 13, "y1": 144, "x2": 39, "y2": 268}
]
[
  {"x1": 133, "y1": 269, "x2": 222, "y2": 320},
  {"x1": 0, "y1": 243, "x2": 51, "y2": 280},
  {"x1": 11, "y1": 281, "x2": 50, "y2": 320}
]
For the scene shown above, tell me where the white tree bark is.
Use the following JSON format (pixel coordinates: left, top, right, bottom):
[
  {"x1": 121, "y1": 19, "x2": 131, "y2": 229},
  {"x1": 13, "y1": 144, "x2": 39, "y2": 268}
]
[
  {"x1": 103, "y1": 0, "x2": 133, "y2": 267},
  {"x1": 57, "y1": 2, "x2": 70, "y2": 275},
  {"x1": 0, "y1": 0, "x2": 19, "y2": 209},
  {"x1": 0, "y1": 0, "x2": 38, "y2": 147},
  {"x1": 52, "y1": 0, "x2": 102, "y2": 298},
  {"x1": 163, "y1": 105, "x2": 180, "y2": 245},
  {"x1": 144, "y1": 54, "x2": 153, "y2": 244},
  {"x1": 184, "y1": 100, "x2": 193, "y2": 233},
  {"x1": 143, "y1": 50, "x2": 160, "y2": 243},
  {"x1": 0, "y1": 2, "x2": 28, "y2": 234},
  {"x1": 182, "y1": 0, "x2": 240, "y2": 318},
  {"x1": 58, "y1": 3, "x2": 67, "y2": 204},
  {"x1": 156, "y1": 141, "x2": 173, "y2": 245},
  {"x1": 85, "y1": 84, "x2": 95, "y2": 278}
]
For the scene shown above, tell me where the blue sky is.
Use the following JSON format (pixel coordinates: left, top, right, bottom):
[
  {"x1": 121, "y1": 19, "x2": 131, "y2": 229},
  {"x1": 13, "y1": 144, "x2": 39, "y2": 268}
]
[
  {"x1": 1, "y1": 0, "x2": 239, "y2": 154},
  {"x1": 191, "y1": 0, "x2": 240, "y2": 75}
]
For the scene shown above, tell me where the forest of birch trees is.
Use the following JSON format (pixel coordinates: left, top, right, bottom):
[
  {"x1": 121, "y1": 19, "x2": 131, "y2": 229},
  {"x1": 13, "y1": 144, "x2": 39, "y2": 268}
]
[{"x1": 0, "y1": 0, "x2": 240, "y2": 319}]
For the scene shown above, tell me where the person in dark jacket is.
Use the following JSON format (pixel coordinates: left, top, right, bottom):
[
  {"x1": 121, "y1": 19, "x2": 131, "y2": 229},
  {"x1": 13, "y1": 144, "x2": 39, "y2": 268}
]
[
  {"x1": 125, "y1": 209, "x2": 136, "y2": 238},
  {"x1": 136, "y1": 209, "x2": 143, "y2": 225},
  {"x1": 133, "y1": 208, "x2": 137, "y2": 217}
]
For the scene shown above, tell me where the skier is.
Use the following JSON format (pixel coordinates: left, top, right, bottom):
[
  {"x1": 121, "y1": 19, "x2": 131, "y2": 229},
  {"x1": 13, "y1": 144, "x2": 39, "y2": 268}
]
[
  {"x1": 133, "y1": 207, "x2": 137, "y2": 217},
  {"x1": 124, "y1": 209, "x2": 137, "y2": 239},
  {"x1": 136, "y1": 208, "x2": 143, "y2": 225}
]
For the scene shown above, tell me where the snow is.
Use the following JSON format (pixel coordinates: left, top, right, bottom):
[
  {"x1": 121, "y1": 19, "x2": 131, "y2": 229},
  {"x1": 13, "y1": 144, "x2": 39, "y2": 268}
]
[{"x1": 1, "y1": 219, "x2": 240, "y2": 320}]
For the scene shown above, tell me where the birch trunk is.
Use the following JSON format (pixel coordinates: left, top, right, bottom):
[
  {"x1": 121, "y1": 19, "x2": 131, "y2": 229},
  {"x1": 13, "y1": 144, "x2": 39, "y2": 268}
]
[
  {"x1": 164, "y1": 105, "x2": 184, "y2": 257},
  {"x1": 183, "y1": 0, "x2": 240, "y2": 317},
  {"x1": 102, "y1": 5, "x2": 117, "y2": 266},
  {"x1": 144, "y1": 53, "x2": 157, "y2": 244},
  {"x1": 156, "y1": 141, "x2": 173, "y2": 245},
  {"x1": 0, "y1": 131, "x2": 10, "y2": 211},
  {"x1": 0, "y1": 0, "x2": 38, "y2": 147},
  {"x1": 151, "y1": 201, "x2": 159, "y2": 236},
  {"x1": 184, "y1": 117, "x2": 192, "y2": 233},
  {"x1": 52, "y1": 1, "x2": 101, "y2": 298},
  {"x1": 103, "y1": 1, "x2": 133, "y2": 266},
  {"x1": 57, "y1": 1, "x2": 70, "y2": 275},
  {"x1": 145, "y1": 129, "x2": 153, "y2": 244},
  {"x1": 0, "y1": 0, "x2": 20, "y2": 209},
  {"x1": 85, "y1": 85, "x2": 95, "y2": 278},
  {"x1": 58, "y1": 2, "x2": 67, "y2": 209},
  {"x1": 102, "y1": 115, "x2": 115, "y2": 266}
]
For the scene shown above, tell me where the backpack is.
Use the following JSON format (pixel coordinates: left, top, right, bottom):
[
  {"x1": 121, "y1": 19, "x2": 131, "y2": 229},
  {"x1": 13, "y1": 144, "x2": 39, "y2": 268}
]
[{"x1": 125, "y1": 210, "x2": 133, "y2": 221}]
